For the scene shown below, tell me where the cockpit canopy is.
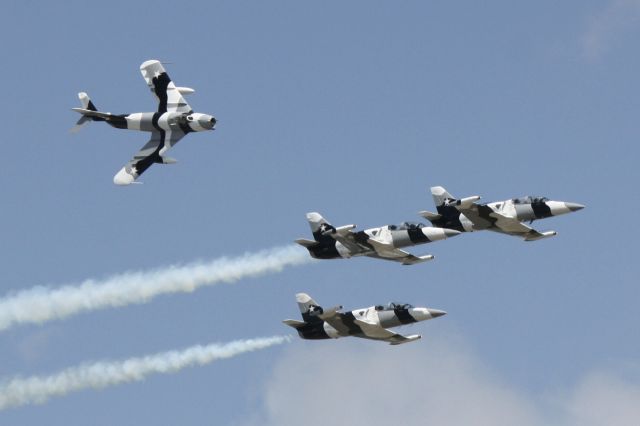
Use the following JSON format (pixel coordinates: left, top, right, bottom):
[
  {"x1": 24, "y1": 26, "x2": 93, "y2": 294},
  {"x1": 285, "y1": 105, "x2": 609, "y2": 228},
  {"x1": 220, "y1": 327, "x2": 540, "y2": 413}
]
[
  {"x1": 512, "y1": 196, "x2": 549, "y2": 204},
  {"x1": 375, "y1": 302, "x2": 414, "y2": 311},
  {"x1": 388, "y1": 222, "x2": 426, "y2": 231}
]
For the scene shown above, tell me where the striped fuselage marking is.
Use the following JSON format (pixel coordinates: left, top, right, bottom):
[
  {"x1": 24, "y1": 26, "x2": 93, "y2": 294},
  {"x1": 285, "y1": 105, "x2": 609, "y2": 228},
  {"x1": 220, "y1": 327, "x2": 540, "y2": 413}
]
[{"x1": 296, "y1": 308, "x2": 417, "y2": 340}]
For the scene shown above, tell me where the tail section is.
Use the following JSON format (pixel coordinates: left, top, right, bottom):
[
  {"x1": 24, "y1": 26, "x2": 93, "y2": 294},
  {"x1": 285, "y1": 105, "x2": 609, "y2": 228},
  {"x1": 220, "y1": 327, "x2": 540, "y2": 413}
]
[
  {"x1": 424, "y1": 186, "x2": 467, "y2": 231},
  {"x1": 294, "y1": 212, "x2": 331, "y2": 251},
  {"x1": 296, "y1": 293, "x2": 343, "y2": 320},
  {"x1": 283, "y1": 295, "x2": 315, "y2": 331},
  {"x1": 306, "y1": 212, "x2": 336, "y2": 241},
  {"x1": 284, "y1": 294, "x2": 340, "y2": 341},
  {"x1": 282, "y1": 294, "x2": 325, "y2": 335},
  {"x1": 78, "y1": 92, "x2": 98, "y2": 111},
  {"x1": 431, "y1": 186, "x2": 455, "y2": 208},
  {"x1": 296, "y1": 293, "x2": 325, "y2": 323},
  {"x1": 431, "y1": 186, "x2": 480, "y2": 210},
  {"x1": 70, "y1": 92, "x2": 103, "y2": 132},
  {"x1": 297, "y1": 293, "x2": 322, "y2": 315}
]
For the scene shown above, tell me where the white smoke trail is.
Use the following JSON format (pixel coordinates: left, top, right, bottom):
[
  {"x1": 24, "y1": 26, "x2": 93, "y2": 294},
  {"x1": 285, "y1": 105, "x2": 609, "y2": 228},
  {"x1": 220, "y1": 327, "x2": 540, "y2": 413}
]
[
  {"x1": 0, "y1": 245, "x2": 311, "y2": 331},
  {"x1": 0, "y1": 335, "x2": 291, "y2": 410}
]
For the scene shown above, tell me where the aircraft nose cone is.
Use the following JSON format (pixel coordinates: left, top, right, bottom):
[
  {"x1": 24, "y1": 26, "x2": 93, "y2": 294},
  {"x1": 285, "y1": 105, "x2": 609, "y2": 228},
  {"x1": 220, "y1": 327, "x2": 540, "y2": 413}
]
[
  {"x1": 428, "y1": 309, "x2": 447, "y2": 318},
  {"x1": 566, "y1": 202, "x2": 585, "y2": 212}
]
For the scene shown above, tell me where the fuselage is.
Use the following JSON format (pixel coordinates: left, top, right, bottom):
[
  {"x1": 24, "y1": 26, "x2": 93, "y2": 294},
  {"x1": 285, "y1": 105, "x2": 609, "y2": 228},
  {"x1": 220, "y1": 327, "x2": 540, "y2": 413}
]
[
  {"x1": 433, "y1": 196, "x2": 584, "y2": 232},
  {"x1": 307, "y1": 223, "x2": 456, "y2": 260},
  {"x1": 100, "y1": 111, "x2": 216, "y2": 133},
  {"x1": 296, "y1": 304, "x2": 441, "y2": 340}
]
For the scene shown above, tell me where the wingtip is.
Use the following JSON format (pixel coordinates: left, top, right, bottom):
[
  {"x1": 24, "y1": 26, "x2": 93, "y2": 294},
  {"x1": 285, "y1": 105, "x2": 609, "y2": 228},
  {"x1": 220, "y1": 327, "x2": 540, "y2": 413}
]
[
  {"x1": 140, "y1": 59, "x2": 161, "y2": 69},
  {"x1": 113, "y1": 167, "x2": 136, "y2": 185}
]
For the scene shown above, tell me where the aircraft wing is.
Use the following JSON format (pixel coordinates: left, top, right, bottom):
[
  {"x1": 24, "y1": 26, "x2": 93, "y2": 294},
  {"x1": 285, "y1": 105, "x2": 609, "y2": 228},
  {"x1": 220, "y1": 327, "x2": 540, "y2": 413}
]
[
  {"x1": 326, "y1": 228, "x2": 433, "y2": 263},
  {"x1": 352, "y1": 319, "x2": 421, "y2": 345},
  {"x1": 140, "y1": 60, "x2": 192, "y2": 114},
  {"x1": 366, "y1": 239, "x2": 434, "y2": 265},
  {"x1": 329, "y1": 231, "x2": 370, "y2": 254},
  {"x1": 320, "y1": 313, "x2": 420, "y2": 344},
  {"x1": 114, "y1": 130, "x2": 185, "y2": 184},
  {"x1": 460, "y1": 205, "x2": 552, "y2": 240}
]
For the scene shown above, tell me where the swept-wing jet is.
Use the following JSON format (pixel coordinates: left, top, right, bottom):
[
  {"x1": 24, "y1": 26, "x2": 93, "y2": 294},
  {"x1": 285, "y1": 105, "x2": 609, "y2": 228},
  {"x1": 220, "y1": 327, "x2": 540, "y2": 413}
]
[
  {"x1": 420, "y1": 186, "x2": 585, "y2": 241},
  {"x1": 72, "y1": 60, "x2": 216, "y2": 185},
  {"x1": 284, "y1": 293, "x2": 446, "y2": 345},
  {"x1": 295, "y1": 212, "x2": 460, "y2": 265}
]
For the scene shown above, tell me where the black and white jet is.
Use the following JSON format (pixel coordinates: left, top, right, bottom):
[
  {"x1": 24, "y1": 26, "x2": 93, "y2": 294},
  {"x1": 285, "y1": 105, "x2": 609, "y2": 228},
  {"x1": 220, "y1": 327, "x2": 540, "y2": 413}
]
[
  {"x1": 420, "y1": 186, "x2": 585, "y2": 241},
  {"x1": 284, "y1": 293, "x2": 446, "y2": 345},
  {"x1": 296, "y1": 212, "x2": 460, "y2": 265},
  {"x1": 72, "y1": 60, "x2": 216, "y2": 185}
]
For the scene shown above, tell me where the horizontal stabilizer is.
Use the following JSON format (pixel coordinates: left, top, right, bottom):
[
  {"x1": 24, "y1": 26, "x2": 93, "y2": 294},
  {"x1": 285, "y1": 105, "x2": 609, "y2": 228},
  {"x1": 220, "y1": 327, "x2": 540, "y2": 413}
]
[
  {"x1": 389, "y1": 334, "x2": 421, "y2": 345},
  {"x1": 71, "y1": 92, "x2": 100, "y2": 132},
  {"x1": 282, "y1": 319, "x2": 306, "y2": 329},
  {"x1": 70, "y1": 115, "x2": 91, "y2": 133},
  {"x1": 295, "y1": 238, "x2": 318, "y2": 248},
  {"x1": 419, "y1": 210, "x2": 442, "y2": 222},
  {"x1": 402, "y1": 255, "x2": 434, "y2": 266},
  {"x1": 72, "y1": 108, "x2": 113, "y2": 120},
  {"x1": 524, "y1": 230, "x2": 557, "y2": 241}
]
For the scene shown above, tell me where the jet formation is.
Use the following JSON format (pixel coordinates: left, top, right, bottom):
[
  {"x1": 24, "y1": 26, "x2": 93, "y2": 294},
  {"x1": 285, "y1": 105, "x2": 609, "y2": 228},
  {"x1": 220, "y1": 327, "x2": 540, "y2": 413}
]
[
  {"x1": 73, "y1": 60, "x2": 216, "y2": 185},
  {"x1": 421, "y1": 186, "x2": 585, "y2": 241},
  {"x1": 296, "y1": 212, "x2": 460, "y2": 265},
  {"x1": 70, "y1": 61, "x2": 586, "y2": 347},
  {"x1": 284, "y1": 293, "x2": 446, "y2": 345}
]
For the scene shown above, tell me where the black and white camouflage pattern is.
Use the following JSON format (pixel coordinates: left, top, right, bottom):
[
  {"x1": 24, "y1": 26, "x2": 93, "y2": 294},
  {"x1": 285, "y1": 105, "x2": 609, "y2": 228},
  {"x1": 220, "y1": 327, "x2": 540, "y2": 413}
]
[
  {"x1": 283, "y1": 293, "x2": 446, "y2": 345},
  {"x1": 72, "y1": 60, "x2": 217, "y2": 185},
  {"x1": 420, "y1": 186, "x2": 584, "y2": 241},
  {"x1": 295, "y1": 212, "x2": 460, "y2": 265}
]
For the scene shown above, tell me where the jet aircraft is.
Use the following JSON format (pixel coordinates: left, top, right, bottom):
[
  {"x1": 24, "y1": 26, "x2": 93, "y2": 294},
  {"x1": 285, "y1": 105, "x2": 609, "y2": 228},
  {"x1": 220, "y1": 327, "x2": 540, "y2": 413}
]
[
  {"x1": 283, "y1": 293, "x2": 446, "y2": 345},
  {"x1": 72, "y1": 60, "x2": 216, "y2": 185},
  {"x1": 420, "y1": 186, "x2": 584, "y2": 241},
  {"x1": 295, "y1": 212, "x2": 460, "y2": 265}
]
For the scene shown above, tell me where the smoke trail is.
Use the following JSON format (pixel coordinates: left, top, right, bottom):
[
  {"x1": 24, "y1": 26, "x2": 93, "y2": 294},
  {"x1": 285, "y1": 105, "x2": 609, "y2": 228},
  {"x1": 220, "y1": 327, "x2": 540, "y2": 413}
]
[
  {"x1": 0, "y1": 335, "x2": 291, "y2": 410},
  {"x1": 0, "y1": 245, "x2": 311, "y2": 331}
]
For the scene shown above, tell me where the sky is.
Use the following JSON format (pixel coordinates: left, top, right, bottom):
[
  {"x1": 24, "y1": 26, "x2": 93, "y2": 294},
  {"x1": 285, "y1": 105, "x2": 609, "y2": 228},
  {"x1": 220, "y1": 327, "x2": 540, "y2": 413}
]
[{"x1": 0, "y1": 1, "x2": 639, "y2": 424}]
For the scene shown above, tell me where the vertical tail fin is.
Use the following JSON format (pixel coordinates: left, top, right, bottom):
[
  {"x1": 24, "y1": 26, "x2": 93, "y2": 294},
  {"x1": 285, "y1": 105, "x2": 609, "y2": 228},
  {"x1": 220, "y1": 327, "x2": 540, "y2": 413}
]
[
  {"x1": 296, "y1": 293, "x2": 324, "y2": 322},
  {"x1": 78, "y1": 92, "x2": 98, "y2": 111},
  {"x1": 70, "y1": 92, "x2": 99, "y2": 133},
  {"x1": 306, "y1": 212, "x2": 336, "y2": 241},
  {"x1": 431, "y1": 186, "x2": 455, "y2": 207}
]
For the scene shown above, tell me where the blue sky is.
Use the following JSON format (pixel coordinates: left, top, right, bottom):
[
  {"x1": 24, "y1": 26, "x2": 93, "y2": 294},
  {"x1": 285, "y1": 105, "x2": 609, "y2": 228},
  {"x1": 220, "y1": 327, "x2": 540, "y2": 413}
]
[{"x1": 0, "y1": 1, "x2": 638, "y2": 424}]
